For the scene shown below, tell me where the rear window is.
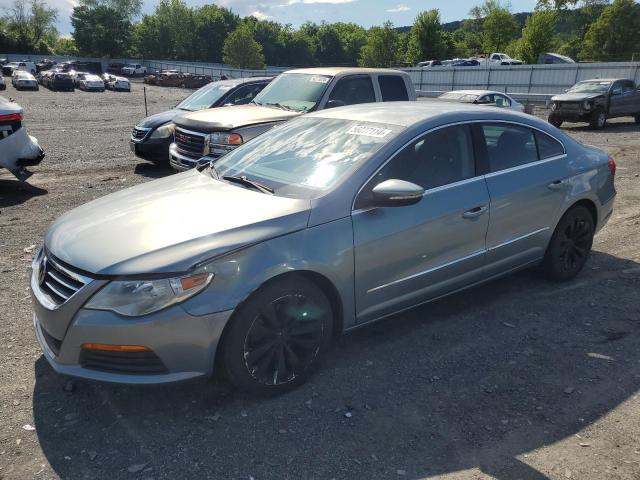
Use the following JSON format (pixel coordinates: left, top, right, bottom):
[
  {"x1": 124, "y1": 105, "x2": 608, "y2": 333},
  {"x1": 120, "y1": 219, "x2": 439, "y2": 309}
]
[
  {"x1": 379, "y1": 75, "x2": 409, "y2": 101},
  {"x1": 535, "y1": 131, "x2": 564, "y2": 159}
]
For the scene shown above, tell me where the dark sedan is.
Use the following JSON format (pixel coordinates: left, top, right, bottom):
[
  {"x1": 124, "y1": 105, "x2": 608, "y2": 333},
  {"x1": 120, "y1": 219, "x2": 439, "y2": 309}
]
[
  {"x1": 49, "y1": 73, "x2": 75, "y2": 92},
  {"x1": 130, "y1": 77, "x2": 272, "y2": 163}
]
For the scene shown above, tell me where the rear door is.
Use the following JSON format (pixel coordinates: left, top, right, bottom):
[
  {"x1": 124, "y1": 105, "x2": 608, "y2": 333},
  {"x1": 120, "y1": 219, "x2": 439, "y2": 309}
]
[
  {"x1": 377, "y1": 75, "x2": 410, "y2": 102},
  {"x1": 608, "y1": 81, "x2": 625, "y2": 116},
  {"x1": 352, "y1": 124, "x2": 490, "y2": 323},
  {"x1": 620, "y1": 80, "x2": 638, "y2": 115},
  {"x1": 478, "y1": 122, "x2": 569, "y2": 276}
]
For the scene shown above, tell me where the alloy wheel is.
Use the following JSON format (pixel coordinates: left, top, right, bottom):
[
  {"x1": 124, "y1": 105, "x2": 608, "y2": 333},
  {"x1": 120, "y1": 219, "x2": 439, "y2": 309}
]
[
  {"x1": 557, "y1": 214, "x2": 592, "y2": 273},
  {"x1": 243, "y1": 294, "x2": 325, "y2": 386}
]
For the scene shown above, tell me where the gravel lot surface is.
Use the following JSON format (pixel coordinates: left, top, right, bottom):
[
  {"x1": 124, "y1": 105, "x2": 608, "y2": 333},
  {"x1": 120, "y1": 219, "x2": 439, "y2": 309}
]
[{"x1": 1, "y1": 80, "x2": 639, "y2": 480}]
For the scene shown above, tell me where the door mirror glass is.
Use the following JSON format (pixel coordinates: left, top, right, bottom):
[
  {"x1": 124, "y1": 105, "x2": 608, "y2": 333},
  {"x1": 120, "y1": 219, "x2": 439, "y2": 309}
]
[
  {"x1": 370, "y1": 179, "x2": 424, "y2": 207},
  {"x1": 325, "y1": 99, "x2": 346, "y2": 109}
]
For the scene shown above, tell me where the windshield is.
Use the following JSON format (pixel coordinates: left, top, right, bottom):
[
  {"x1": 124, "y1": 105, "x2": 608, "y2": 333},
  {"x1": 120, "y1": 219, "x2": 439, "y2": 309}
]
[
  {"x1": 439, "y1": 92, "x2": 478, "y2": 102},
  {"x1": 176, "y1": 82, "x2": 234, "y2": 111},
  {"x1": 252, "y1": 73, "x2": 332, "y2": 112},
  {"x1": 213, "y1": 117, "x2": 402, "y2": 198},
  {"x1": 568, "y1": 81, "x2": 612, "y2": 94}
]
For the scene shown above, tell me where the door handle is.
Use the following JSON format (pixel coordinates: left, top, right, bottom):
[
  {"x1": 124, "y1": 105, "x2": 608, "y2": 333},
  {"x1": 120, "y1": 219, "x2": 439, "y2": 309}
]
[
  {"x1": 462, "y1": 205, "x2": 488, "y2": 219},
  {"x1": 547, "y1": 180, "x2": 564, "y2": 190}
]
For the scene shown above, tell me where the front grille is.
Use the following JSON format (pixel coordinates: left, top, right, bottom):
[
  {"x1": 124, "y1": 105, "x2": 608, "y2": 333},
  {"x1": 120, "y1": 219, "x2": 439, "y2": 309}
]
[
  {"x1": 41, "y1": 327, "x2": 62, "y2": 356},
  {"x1": 39, "y1": 255, "x2": 87, "y2": 306},
  {"x1": 175, "y1": 128, "x2": 206, "y2": 159},
  {"x1": 559, "y1": 101, "x2": 581, "y2": 110},
  {"x1": 80, "y1": 350, "x2": 168, "y2": 374},
  {"x1": 131, "y1": 127, "x2": 149, "y2": 140}
]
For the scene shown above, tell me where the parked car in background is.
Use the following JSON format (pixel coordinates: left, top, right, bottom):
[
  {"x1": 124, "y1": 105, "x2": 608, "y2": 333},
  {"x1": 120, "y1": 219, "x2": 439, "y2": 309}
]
[
  {"x1": 1, "y1": 95, "x2": 44, "y2": 181},
  {"x1": 417, "y1": 60, "x2": 442, "y2": 68},
  {"x1": 156, "y1": 72, "x2": 186, "y2": 87},
  {"x1": 538, "y1": 53, "x2": 575, "y2": 64},
  {"x1": 107, "y1": 76, "x2": 131, "y2": 92},
  {"x1": 30, "y1": 102, "x2": 616, "y2": 394},
  {"x1": 182, "y1": 74, "x2": 213, "y2": 89},
  {"x1": 131, "y1": 77, "x2": 273, "y2": 163},
  {"x1": 38, "y1": 70, "x2": 53, "y2": 87},
  {"x1": 101, "y1": 73, "x2": 116, "y2": 88},
  {"x1": 548, "y1": 78, "x2": 640, "y2": 129},
  {"x1": 486, "y1": 53, "x2": 524, "y2": 65},
  {"x1": 49, "y1": 72, "x2": 75, "y2": 92},
  {"x1": 36, "y1": 59, "x2": 57, "y2": 72},
  {"x1": 12, "y1": 71, "x2": 39, "y2": 91},
  {"x1": 438, "y1": 90, "x2": 524, "y2": 112},
  {"x1": 0, "y1": 75, "x2": 5, "y2": 91},
  {"x1": 170, "y1": 67, "x2": 416, "y2": 170},
  {"x1": 122, "y1": 64, "x2": 147, "y2": 76},
  {"x1": 78, "y1": 74, "x2": 105, "y2": 92},
  {"x1": 7, "y1": 61, "x2": 37, "y2": 75},
  {"x1": 73, "y1": 72, "x2": 89, "y2": 87},
  {"x1": 106, "y1": 62, "x2": 125, "y2": 75},
  {"x1": 451, "y1": 58, "x2": 480, "y2": 67}
]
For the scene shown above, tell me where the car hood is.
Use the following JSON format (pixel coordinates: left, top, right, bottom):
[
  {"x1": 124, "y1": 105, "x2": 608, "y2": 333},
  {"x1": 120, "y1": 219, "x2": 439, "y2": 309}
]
[
  {"x1": 551, "y1": 92, "x2": 604, "y2": 102},
  {"x1": 174, "y1": 104, "x2": 301, "y2": 132},
  {"x1": 45, "y1": 170, "x2": 311, "y2": 276},
  {"x1": 136, "y1": 109, "x2": 184, "y2": 129}
]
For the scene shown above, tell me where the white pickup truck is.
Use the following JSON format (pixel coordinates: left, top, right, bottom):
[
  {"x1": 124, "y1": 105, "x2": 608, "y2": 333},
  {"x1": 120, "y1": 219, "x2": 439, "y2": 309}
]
[
  {"x1": 121, "y1": 64, "x2": 147, "y2": 76},
  {"x1": 484, "y1": 53, "x2": 524, "y2": 66}
]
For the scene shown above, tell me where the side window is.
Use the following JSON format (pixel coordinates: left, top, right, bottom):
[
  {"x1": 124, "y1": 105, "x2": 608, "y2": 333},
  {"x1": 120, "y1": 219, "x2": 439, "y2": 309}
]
[
  {"x1": 362, "y1": 125, "x2": 475, "y2": 204},
  {"x1": 494, "y1": 95, "x2": 511, "y2": 108},
  {"x1": 621, "y1": 80, "x2": 634, "y2": 93},
  {"x1": 378, "y1": 75, "x2": 409, "y2": 101},
  {"x1": 535, "y1": 131, "x2": 564, "y2": 159},
  {"x1": 226, "y1": 85, "x2": 258, "y2": 105},
  {"x1": 328, "y1": 75, "x2": 375, "y2": 106},
  {"x1": 481, "y1": 124, "x2": 537, "y2": 172}
]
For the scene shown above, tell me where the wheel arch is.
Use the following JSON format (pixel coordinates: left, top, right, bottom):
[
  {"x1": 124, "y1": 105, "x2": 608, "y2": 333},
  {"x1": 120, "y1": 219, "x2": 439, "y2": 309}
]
[
  {"x1": 566, "y1": 198, "x2": 598, "y2": 226},
  {"x1": 213, "y1": 269, "x2": 345, "y2": 377}
]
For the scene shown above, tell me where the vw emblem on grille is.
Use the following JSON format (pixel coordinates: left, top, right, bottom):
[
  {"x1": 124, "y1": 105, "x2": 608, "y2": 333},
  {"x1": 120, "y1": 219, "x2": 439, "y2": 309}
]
[{"x1": 38, "y1": 255, "x2": 47, "y2": 286}]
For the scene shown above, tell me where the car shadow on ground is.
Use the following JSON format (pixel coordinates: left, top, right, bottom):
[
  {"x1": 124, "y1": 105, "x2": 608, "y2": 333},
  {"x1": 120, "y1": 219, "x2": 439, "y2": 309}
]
[
  {"x1": 32, "y1": 251, "x2": 640, "y2": 479},
  {"x1": 0, "y1": 178, "x2": 48, "y2": 207},
  {"x1": 133, "y1": 162, "x2": 175, "y2": 179}
]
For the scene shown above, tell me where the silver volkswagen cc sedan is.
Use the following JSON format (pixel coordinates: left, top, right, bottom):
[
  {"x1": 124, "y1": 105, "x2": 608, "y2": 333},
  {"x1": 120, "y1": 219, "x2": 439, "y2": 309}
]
[{"x1": 30, "y1": 102, "x2": 616, "y2": 395}]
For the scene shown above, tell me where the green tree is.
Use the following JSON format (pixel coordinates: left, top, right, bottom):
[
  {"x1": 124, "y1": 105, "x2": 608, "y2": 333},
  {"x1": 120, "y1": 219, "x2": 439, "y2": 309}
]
[
  {"x1": 358, "y1": 21, "x2": 399, "y2": 67},
  {"x1": 55, "y1": 36, "x2": 79, "y2": 55},
  {"x1": 516, "y1": 10, "x2": 558, "y2": 63},
  {"x1": 223, "y1": 25, "x2": 265, "y2": 69},
  {"x1": 280, "y1": 28, "x2": 314, "y2": 66},
  {"x1": 4, "y1": 0, "x2": 58, "y2": 53},
  {"x1": 193, "y1": 5, "x2": 238, "y2": 63},
  {"x1": 332, "y1": 22, "x2": 367, "y2": 65},
  {"x1": 580, "y1": 0, "x2": 640, "y2": 60},
  {"x1": 71, "y1": 5, "x2": 131, "y2": 57},
  {"x1": 405, "y1": 9, "x2": 449, "y2": 64},
  {"x1": 472, "y1": 1, "x2": 520, "y2": 52}
]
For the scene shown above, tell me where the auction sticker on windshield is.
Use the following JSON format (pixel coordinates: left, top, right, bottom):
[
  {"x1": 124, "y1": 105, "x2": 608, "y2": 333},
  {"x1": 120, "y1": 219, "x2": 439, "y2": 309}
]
[
  {"x1": 310, "y1": 76, "x2": 330, "y2": 83},
  {"x1": 347, "y1": 125, "x2": 392, "y2": 138}
]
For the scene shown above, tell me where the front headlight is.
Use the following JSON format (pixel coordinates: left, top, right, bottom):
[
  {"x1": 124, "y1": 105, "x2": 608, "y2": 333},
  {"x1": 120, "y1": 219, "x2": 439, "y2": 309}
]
[
  {"x1": 583, "y1": 100, "x2": 592, "y2": 110},
  {"x1": 85, "y1": 267, "x2": 213, "y2": 317},
  {"x1": 205, "y1": 132, "x2": 243, "y2": 155},
  {"x1": 149, "y1": 123, "x2": 175, "y2": 139}
]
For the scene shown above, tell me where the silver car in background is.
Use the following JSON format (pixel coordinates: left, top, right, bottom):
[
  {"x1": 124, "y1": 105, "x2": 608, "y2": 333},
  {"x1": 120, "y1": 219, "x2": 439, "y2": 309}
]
[{"x1": 30, "y1": 102, "x2": 616, "y2": 395}]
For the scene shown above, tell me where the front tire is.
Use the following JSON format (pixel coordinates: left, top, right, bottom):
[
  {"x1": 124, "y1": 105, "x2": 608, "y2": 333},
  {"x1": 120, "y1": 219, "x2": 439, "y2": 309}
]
[
  {"x1": 222, "y1": 275, "x2": 334, "y2": 395},
  {"x1": 543, "y1": 205, "x2": 595, "y2": 281},
  {"x1": 590, "y1": 110, "x2": 607, "y2": 129},
  {"x1": 548, "y1": 113, "x2": 563, "y2": 128}
]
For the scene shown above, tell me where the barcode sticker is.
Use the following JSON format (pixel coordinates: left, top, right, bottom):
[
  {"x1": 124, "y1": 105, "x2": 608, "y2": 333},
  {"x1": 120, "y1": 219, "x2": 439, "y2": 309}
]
[{"x1": 347, "y1": 126, "x2": 392, "y2": 138}]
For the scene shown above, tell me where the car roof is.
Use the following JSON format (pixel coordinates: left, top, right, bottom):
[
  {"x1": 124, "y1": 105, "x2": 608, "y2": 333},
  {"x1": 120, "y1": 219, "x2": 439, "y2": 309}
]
[
  {"x1": 578, "y1": 78, "x2": 625, "y2": 82},
  {"x1": 216, "y1": 76, "x2": 272, "y2": 87},
  {"x1": 444, "y1": 90, "x2": 511, "y2": 96},
  {"x1": 284, "y1": 67, "x2": 407, "y2": 76},
  {"x1": 308, "y1": 101, "x2": 528, "y2": 127}
]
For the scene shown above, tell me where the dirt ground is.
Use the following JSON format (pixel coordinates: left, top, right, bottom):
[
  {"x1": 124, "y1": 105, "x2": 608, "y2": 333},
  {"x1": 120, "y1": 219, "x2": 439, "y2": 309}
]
[{"x1": 1, "y1": 79, "x2": 639, "y2": 480}]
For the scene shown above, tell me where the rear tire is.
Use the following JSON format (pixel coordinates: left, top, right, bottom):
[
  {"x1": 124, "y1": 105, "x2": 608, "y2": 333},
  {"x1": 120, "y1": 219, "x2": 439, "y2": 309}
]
[
  {"x1": 221, "y1": 275, "x2": 334, "y2": 395},
  {"x1": 590, "y1": 111, "x2": 607, "y2": 129},
  {"x1": 548, "y1": 113, "x2": 563, "y2": 128},
  {"x1": 542, "y1": 205, "x2": 595, "y2": 281}
]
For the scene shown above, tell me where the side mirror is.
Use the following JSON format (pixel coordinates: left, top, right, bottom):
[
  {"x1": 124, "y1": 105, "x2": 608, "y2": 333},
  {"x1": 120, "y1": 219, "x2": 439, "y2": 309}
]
[
  {"x1": 611, "y1": 88, "x2": 622, "y2": 96},
  {"x1": 325, "y1": 99, "x2": 346, "y2": 109},
  {"x1": 370, "y1": 179, "x2": 424, "y2": 207}
]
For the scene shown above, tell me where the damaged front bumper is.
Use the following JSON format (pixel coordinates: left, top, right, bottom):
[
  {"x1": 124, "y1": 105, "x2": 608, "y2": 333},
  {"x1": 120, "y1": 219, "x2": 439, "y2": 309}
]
[{"x1": 0, "y1": 127, "x2": 45, "y2": 181}]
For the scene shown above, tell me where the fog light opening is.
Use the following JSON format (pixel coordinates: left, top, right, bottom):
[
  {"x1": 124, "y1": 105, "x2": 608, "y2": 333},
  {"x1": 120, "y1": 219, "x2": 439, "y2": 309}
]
[{"x1": 81, "y1": 343, "x2": 152, "y2": 352}]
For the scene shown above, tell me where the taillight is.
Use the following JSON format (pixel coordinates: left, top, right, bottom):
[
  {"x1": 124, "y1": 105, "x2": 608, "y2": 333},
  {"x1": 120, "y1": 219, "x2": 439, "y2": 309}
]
[
  {"x1": 607, "y1": 156, "x2": 616, "y2": 180},
  {"x1": 0, "y1": 112, "x2": 22, "y2": 122}
]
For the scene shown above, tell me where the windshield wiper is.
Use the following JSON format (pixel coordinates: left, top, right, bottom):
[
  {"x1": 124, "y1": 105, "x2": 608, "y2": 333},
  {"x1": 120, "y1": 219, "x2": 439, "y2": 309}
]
[
  {"x1": 263, "y1": 102, "x2": 295, "y2": 111},
  {"x1": 222, "y1": 175, "x2": 274, "y2": 195}
]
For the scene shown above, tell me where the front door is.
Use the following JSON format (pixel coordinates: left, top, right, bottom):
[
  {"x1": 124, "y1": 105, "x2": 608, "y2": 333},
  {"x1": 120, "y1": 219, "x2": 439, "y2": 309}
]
[{"x1": 352, "y1": 124, "x2": 490, "y2": 323}]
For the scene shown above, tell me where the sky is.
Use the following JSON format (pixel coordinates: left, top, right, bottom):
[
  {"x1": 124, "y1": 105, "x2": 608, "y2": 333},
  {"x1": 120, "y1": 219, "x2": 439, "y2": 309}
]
[{"x1": 0, "y1": 0, "x2": 539, "y2": 36}]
